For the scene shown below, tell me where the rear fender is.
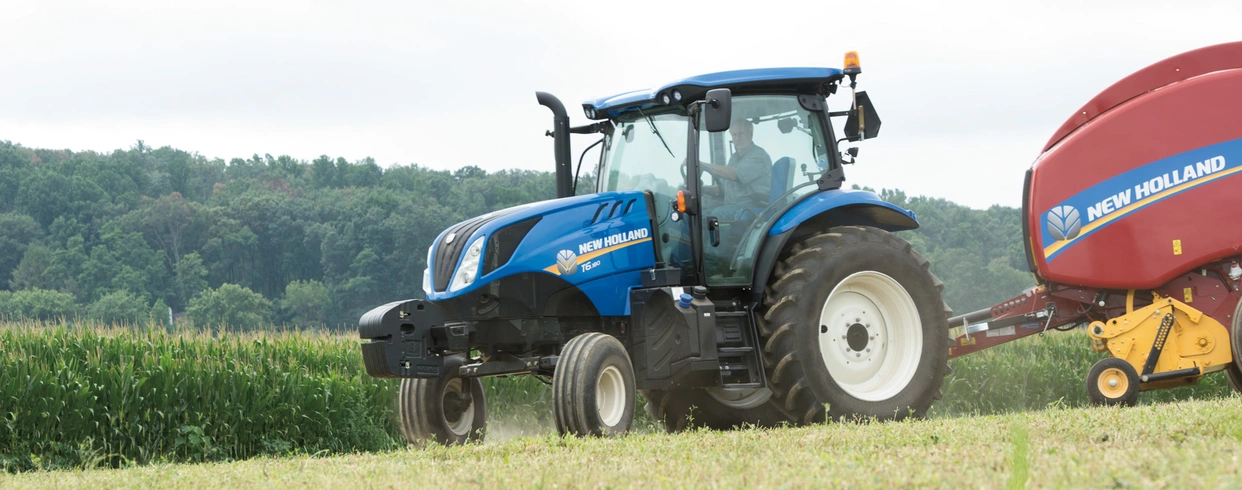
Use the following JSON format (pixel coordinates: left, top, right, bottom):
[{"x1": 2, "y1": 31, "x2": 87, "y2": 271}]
[
  {"x1": 749, "y1": 190, "x2": 919, "y2": 300},
  {"x1": 768, "y1": 189, "x2": 918, "y2": 236}
]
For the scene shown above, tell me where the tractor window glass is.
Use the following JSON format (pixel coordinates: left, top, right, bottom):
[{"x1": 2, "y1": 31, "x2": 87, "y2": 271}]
[
  {"x1": 599, "y1": 114, "x2": 687, "y2": 197},
  {"x1": 698, "y1": 95, "x2": 829, "y2": 286},
  {"x1": 599, "y1": 113, "x2": 695, "y2": 275}
]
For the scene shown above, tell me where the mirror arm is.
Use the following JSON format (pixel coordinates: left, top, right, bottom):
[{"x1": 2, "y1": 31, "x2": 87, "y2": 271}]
[{"x1": 827, "y1": 110, "x2": 851, "y2": 117}]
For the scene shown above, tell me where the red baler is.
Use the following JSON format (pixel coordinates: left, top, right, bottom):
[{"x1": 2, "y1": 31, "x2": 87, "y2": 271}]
[{"x1": 948, "y1": 42, "x2": 1242, "y2": 405}]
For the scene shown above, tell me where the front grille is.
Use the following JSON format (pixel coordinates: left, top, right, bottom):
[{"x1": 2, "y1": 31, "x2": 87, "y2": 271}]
[{"x1": 432, "y1": 207, "x2": 526, "y2": 292}]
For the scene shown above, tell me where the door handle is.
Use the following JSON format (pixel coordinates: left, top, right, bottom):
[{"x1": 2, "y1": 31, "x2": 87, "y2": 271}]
[{"x1": 707, "y1": 217, "x2": 720, "y2": 247}]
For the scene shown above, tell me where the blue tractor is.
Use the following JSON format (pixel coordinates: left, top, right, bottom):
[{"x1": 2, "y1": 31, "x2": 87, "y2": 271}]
[{"x1": 359, "y1": 52, "x2": 951, "y2": 443}]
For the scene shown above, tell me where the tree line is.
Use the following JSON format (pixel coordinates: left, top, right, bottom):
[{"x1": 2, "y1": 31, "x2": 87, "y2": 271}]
[{"x1": 0, "y1": 140, "x2": 1030, "y2": 328}]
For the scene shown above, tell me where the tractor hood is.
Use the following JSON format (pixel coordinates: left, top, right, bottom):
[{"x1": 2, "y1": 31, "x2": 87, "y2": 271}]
[{"x1": 425, "y1": 191, "x2": 657, "y2": 304}]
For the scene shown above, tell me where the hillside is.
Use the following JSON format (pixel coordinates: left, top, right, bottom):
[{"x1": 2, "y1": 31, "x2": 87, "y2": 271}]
[{"x1": 0, "y1": 141, "x2": 1031, "y2": 327}]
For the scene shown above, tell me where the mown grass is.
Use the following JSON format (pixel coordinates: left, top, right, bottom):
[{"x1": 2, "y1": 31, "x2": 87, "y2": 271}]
[{"x1": 7, "y1": 397, "x2": 1242, "y2": 488}]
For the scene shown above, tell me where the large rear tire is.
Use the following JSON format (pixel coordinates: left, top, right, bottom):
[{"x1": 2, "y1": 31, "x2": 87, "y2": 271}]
[
  {"x1": 643, "y1": 387, "x2": 789, "y2": 432},
  {"x1": 397, "y1": 354, "x2": 487, "y2": 445},
  {"x1": 760, "y1": 226, "x2": 951, "y2": 424},
  {"x1": 553, "y1": 333, "x2": 636, "y2": 437}
]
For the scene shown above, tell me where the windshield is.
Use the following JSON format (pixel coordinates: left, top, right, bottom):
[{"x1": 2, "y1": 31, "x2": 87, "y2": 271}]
[
  {"x1": 598, "y1": 112, "x2": 693, "y2": 274},
  {"x1": 598, "y1": 112, "x2": 688, "y2": 198}
]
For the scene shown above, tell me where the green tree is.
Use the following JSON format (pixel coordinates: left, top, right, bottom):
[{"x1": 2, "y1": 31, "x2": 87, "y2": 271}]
[
  {"x1": 88, "y1": 290, "x2": 149, "y2": 326},
  {"x1": 9, "y1": 288, "x2": 77, "y2": 321},
  {"x1": 150, "y1": 297, "x2": 171, "y2": 327},
  {"x1": 174, "y1": 252, "x2": 209, "y2": 308},
  {"x1": 9, "y1": 244, "x2": 55, "y2": 291},
  {"x1": 280, "y1": 280, "x2": 331, "y2": 328},
  {"x1": 186, "y1": 283, "x2": 272, "y2": 331},
  {"x1": 0, "y1": 212, "x2": 42, "y2": 289}
]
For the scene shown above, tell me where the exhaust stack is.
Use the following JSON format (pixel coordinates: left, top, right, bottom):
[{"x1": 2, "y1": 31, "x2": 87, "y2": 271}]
[{"x1": 536, "y1": 92, "x2": 573, "y2": 198}]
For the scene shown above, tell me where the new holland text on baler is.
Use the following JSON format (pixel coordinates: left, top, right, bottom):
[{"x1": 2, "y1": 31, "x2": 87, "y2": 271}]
[{"x1": 948, "y1": 42, "x2": 1242, "y2": 405}]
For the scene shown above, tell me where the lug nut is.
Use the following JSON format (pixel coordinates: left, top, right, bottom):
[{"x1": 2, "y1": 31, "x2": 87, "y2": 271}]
[{"x1": 866, "y1": 348, "x2": 871, "y2": 352}]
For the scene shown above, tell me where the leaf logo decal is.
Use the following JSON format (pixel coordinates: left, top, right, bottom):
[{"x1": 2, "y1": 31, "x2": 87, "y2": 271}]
[
  {"x1": 1046, "y1": 205, "x2": 1081, "y2": 241},
  {"x1": 556, "y1": 250, "x2": 578, "y2": 275}
]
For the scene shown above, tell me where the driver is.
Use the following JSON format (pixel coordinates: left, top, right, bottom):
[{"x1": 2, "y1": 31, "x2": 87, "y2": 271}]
[{"x1": 701, "y1": 118, "x2": 772, "y2": 213}]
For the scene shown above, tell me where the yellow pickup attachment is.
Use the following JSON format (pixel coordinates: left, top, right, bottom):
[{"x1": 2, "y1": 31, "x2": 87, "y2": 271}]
[{"x1": 1087, "y1": 291, "x2": 1231, "y2": 394}]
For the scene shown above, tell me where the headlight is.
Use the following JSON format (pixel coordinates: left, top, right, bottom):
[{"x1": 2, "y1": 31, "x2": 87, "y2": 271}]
[{"x1": 449, "y1": 236, "x2": 485, "y2": 292}]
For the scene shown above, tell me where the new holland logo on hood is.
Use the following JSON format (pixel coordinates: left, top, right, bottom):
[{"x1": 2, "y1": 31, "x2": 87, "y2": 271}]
[{"x1": 545, "y1": 227, "x2": 651, "y2": 276}]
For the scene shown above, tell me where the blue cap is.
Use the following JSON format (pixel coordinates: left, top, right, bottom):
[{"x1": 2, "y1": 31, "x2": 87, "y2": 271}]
[{"x1": 678, "y1": 293, "x2": 693, "y2": 309}]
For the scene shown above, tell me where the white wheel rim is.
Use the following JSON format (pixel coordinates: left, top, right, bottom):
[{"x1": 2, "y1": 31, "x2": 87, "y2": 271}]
[
  {"x1": 442, "y1": 378, "x2": 475, "y2": 436},
  {"x1": 817, "y1": 271, "x2": 922, "y2": 402},
  {"x1": 596, "y1": 365, "x2": 625, "y2": 427},
  {"x1": 707, "y1": 386, "x2": 773, "y2": 409}
]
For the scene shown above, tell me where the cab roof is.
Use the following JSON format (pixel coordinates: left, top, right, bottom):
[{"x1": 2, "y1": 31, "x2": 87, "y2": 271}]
[{"x1": 583, "y1": 67, "x2": 844, "y2": 120}]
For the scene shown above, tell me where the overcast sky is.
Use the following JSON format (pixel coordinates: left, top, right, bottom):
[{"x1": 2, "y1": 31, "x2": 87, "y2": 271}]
[{"x1": 3, "y1": 0, "x2": 1238, "y2": 209}]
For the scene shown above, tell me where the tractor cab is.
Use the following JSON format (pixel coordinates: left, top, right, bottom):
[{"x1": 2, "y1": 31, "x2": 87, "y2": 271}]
[{"x1": 583, "y1": 62, "x2": 880, "y2": 289}]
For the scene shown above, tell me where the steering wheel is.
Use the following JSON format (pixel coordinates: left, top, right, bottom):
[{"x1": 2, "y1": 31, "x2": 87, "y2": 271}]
[{"x1": 680, "y1": 162, "x2": 714, "y2": 186}]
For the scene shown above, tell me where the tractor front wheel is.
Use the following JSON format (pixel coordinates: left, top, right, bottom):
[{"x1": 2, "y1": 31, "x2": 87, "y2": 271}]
[
  {"x1": 397, "y1": 354, "x2": 488, "y2": 445},
  {"x1": 760, "y1": 226, "x2": 951, "y2": 424},
  {"x1": 553, "y1": 333, "x2": 636, "y2": 437}
]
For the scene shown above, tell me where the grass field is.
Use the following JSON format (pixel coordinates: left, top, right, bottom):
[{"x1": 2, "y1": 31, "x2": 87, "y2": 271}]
[
  {"x1": 4, "y1": 320, "x2": 1240, "y2": 483},
  {"x1": 6, "y1": 396, "x2": 1242, "y2": 488}
]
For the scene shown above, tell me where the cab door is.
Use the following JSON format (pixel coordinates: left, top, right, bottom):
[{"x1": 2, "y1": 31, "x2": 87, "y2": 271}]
[{"x1": 696, "y1": 95, "x2": 837, "y2": 286}]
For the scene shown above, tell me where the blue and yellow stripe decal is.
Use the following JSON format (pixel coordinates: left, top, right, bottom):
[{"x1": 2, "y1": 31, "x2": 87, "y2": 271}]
[
  {"x1": 543, "y1": 237, "x2": 652, "y2": 276},
  {"x1": 1041, "y1": 138, "x2": 1242, "y2": 262}
]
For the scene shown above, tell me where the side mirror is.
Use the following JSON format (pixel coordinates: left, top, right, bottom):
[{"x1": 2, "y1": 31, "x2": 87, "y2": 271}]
[
  {"x1": 703, "y1": 88, "x2": 732, "y2": 132},
  {"x1": 841, "y1": 147, "x2": 859, "y2": 164},
  {"x1": 844, "y1": 91, "x2": 881, "y2": 142}
]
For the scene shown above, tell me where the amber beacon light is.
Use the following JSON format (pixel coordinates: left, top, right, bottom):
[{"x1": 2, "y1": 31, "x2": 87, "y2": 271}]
[{"x1": 843, "y1": 51, "x2": 861, "y2": 75}]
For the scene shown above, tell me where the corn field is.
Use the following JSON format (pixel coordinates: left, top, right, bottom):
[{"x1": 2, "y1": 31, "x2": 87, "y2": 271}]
[
  {"x1": 1, "y1": 321, "x2": 1235, "y2": 472},
  {"x1": 0, "y1": 321, "x2": 399, "y2": 472}
]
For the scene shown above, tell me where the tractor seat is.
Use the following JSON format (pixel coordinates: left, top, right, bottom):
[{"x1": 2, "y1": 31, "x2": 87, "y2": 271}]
[{"x1": 770, "y1": 157, "x2": 793, "y2": 203}]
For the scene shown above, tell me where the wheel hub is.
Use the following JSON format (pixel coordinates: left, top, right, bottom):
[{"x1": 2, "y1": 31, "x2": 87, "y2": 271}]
[
  {"x1": 596, "y1": 365, "x2": 625, "y2": 427},
  {"x1": 1098, "y1": 367, "x2": 1129, "y2": 399},
  {"x1": 846, "y1": 323, "x2": 869, "y2": 351},
  {"x1": 441, "y1": 378, "x2": 475, "y2": 436},
  {"x1": 817, "y1": 271, "x2": 923, "y2": 402}
]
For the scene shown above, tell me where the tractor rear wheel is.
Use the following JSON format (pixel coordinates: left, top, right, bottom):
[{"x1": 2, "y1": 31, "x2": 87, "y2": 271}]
[
  {"x1": 553, "y1": 332, "x2": 636, "y2": 437},
  {"x1": 759, "y1": 226, "x2": 950, "y2": 424},
  {"x1": 397, "y1": 354, "x2": 487, "y2": 445},
  {"x1": 643, "y1": 387, "x2": 789, "y2": 432}
]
